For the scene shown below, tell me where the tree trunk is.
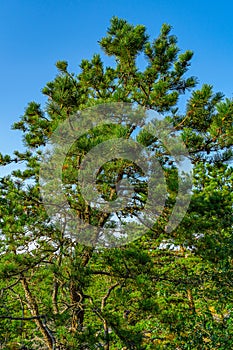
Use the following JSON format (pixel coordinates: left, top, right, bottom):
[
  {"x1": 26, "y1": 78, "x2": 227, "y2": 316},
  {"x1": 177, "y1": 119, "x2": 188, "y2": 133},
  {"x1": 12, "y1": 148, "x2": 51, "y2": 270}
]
[
  {"x1": 103, "y1": 319, "x2": 110, "y2": 350},
  {"x1": 21, "y1": 277, "x2": 55, "y2": 350},
  {"x1": 69, "y1": 280, "x2": 84, "y2": 332},
  {"x1": 187, "y1": 288, "x2": 196, "y2": 314}
]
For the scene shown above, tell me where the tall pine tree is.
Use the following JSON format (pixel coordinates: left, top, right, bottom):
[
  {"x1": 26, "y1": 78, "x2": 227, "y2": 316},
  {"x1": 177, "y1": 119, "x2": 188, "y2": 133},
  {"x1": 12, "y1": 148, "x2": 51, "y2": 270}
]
[{"x1": 0, "y1": 17, "x2": 232, "y2": 349}]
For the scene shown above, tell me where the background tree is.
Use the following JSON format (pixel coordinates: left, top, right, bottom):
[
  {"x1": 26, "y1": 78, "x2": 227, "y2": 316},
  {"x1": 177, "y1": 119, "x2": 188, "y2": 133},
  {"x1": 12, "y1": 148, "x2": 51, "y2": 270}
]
[{"x1": 0, "y1": 17, "x2": 232, "y2": 349}]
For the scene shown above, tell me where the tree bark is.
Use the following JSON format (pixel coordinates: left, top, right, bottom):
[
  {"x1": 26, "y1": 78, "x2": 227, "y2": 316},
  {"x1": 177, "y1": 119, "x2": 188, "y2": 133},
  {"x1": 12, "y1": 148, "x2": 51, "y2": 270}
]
[
  {"x1": 69, "y1": 280, "x2": 84, "y2": 332},
  {"x1": 21, "y1": 277, "x2": 55, "y2": 350}
]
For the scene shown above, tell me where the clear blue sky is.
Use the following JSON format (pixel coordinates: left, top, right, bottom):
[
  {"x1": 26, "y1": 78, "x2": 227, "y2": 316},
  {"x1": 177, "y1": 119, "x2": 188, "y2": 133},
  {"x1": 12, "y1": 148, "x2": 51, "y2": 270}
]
[{"x1": 0, "y1": 0, "x2": 233, "y2": 160}]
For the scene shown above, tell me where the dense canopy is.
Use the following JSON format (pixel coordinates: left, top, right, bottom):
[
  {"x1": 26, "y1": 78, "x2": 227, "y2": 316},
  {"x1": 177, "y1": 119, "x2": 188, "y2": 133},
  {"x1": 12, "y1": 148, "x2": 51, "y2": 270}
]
[{"x1": 0, "y1": 17, "x2": 232, "y2": 349}]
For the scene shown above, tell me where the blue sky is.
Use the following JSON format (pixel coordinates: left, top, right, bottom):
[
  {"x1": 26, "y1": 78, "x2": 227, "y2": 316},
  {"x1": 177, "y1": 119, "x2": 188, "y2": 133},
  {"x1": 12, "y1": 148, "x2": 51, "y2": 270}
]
[{"x1": 0, "y1": 0, "x2": 233, "y2": 160}]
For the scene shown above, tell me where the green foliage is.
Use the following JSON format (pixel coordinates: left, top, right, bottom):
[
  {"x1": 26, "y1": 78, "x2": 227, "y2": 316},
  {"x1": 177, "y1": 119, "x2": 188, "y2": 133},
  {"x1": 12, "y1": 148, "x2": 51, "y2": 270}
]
[{"x1": 0, "y1": 17, "x2": 232, "y2": 349}]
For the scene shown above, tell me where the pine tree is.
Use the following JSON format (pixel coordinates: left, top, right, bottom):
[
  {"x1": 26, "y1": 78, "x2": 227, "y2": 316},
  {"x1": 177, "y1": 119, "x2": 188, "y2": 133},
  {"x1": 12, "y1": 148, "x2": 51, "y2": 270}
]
[{"x1": 0, "y1": 17, "x2": 232, "y2": 349}]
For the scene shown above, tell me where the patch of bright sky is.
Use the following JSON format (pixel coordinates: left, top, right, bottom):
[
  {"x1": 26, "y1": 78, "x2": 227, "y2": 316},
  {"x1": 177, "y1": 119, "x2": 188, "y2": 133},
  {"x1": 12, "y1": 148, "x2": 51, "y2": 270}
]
[{"x1": 0, "y1": 0, "x2": 233, "y2": 173}]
